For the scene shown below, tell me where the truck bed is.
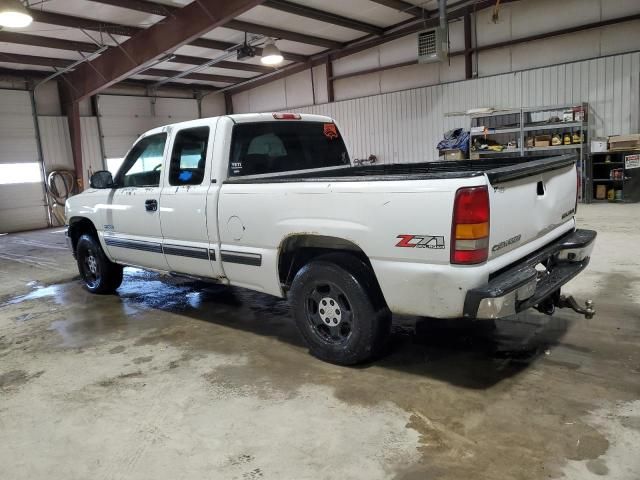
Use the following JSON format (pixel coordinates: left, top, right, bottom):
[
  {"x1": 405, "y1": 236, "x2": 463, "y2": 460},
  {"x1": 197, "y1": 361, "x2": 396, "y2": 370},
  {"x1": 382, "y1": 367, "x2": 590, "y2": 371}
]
[{"x1": 225, "y1": 154, "x2": 576, "y2": 185}]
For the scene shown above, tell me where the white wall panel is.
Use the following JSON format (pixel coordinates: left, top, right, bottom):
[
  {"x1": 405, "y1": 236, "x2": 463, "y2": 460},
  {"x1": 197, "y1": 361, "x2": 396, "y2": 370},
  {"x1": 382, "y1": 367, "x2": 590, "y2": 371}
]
[
  {"x1": 37, "y1": 117, "x2": 73, "y2": 172},
  {"x1": 312, "y1": 64, "x2": 328, "y2": 105},
  {"x1": 201, "y1": 93, "x2": 226, "y2": 118},
  {"x1": 285, "y1": 69, "x2": 314, "y2": 109},
  {"x1": 248, "y1": 79, "x2": 286, "y2": 112},
  {"x1": 33, "y1": 82, "x2": 61, "y2": 116},
  {"x1": 600, "y1": 20, "x2": 640, "y2": 57},
  {"x1": 80, "y1": 117, "x2": 105, "y2": 187},
  {"x1": 97, "y1": 95, "x2": 198, "y2": 158},
  {"x1": 334, "y1": 72, "x2": 380, "y2": 101}
]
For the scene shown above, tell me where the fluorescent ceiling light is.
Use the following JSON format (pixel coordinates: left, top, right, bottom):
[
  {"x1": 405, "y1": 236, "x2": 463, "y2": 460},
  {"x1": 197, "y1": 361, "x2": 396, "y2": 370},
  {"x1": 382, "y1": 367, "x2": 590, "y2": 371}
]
[
  {"x1": 261, "y1": 39, "x2": 283, "y2": 66},
  {"x1": 0, "y1": 0, "x2": 32, "y2": 28}
]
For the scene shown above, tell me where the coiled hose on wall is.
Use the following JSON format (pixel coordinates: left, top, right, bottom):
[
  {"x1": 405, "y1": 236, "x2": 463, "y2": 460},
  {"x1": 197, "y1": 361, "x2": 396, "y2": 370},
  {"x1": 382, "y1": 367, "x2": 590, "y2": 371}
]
[{"x1": 46, "y1": 170, "x2": 77, "y2": 226}]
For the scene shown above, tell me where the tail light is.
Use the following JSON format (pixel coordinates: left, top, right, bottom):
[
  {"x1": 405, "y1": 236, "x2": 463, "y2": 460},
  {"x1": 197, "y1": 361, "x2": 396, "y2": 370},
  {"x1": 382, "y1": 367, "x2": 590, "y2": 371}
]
[{"x1": 451, "y1": 186, "x2": 490, "y2": 265}]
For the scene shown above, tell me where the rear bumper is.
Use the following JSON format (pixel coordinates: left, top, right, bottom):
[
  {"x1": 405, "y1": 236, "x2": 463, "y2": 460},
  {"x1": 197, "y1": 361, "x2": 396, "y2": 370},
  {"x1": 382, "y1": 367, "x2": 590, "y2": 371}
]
[{"x1": 463, "y1": 229, "x2": 596, "y2": 319}]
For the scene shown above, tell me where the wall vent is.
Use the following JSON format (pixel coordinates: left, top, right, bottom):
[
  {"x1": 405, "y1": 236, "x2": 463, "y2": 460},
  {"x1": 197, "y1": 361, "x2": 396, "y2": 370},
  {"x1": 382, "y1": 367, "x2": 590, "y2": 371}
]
[{"x1": 418, "y1": 27, "x2": 447, "y2": 63}]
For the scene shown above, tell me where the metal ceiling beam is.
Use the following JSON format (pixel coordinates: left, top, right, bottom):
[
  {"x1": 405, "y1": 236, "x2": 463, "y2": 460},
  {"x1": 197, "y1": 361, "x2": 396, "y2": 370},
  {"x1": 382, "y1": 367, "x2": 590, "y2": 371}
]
[
  {"x1": 0, "y1": 66, "x2": 204, "y2": 91},
  {"x1": 170, "y1": 55, "x2": 271, "y2": 73},
  {"x1": 61, "y1": 0, "x2": 266, "y2": 101},
  {"x1": 143, "y1": 68, "x2": 245, "y2": 84},
  {"x1": 0, "y1": 31, "x2": 101, "y2": 53},
  {"x1": 26, "y1": 6, "x2": 307, "y2": 63},
  {"x1": 0, "y1": 52, "x2": 242, "y2": 84},
  {"x1": 92, "y1": 0, "x2": 384, "y2": 35},
  {"x1": 226, "y1": 0, "x2": 501, "y2": 94},
  {"x1": 226, "y1": 19, "x2": 343, "y2": 49},
  {"x1": 367, "y1": 0, "x2": 430, "y2": 18},
  {"x1": 263, "y1": 0, "x2": 384, "y2": 35},
  {"x1": 88, "y1": 0, "x2": 342, "y2": 49},
  {"x1": 0, "y1": 31, "x2": 272, "y2": 73}
]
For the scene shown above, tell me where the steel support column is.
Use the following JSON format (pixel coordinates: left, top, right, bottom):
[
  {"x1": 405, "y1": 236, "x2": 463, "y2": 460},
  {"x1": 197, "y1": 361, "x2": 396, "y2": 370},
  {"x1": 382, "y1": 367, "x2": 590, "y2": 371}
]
[
  {"x1": 464, "y1": 13, "x2": 473, "y2": 79},
  {"x1": 59, "y1": 81, "x2": 84, "y2": 190}
]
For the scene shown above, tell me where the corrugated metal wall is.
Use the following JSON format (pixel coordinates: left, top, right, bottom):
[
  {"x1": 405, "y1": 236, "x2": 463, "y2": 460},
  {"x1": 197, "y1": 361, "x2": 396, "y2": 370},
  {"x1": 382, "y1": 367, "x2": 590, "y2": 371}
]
[{"x1": 292, "y1": 52, "x2": 640, "y2": 164}]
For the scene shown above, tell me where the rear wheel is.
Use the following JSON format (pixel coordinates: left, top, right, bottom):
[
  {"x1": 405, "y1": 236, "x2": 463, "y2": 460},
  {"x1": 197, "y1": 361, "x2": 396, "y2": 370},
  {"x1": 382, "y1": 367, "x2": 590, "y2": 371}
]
[
  {"x1": 76, "y1": 234, "x2": 123, "y2": 294},
  {"x1": 289, "y1": 254, "x2": 390, "y2": 365}
]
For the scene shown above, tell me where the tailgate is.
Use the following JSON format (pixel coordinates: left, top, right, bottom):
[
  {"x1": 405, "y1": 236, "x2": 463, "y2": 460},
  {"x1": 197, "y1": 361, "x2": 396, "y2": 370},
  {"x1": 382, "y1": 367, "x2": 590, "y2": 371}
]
[{"x1": 487, "y1": 155, "x2": 577, "y2": 260}]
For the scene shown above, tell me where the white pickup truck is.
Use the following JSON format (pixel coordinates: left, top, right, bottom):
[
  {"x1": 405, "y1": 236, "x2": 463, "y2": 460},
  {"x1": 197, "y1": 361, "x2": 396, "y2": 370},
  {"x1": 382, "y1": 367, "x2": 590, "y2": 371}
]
[{"x1": 66, "y1": 113, "x2": 596, "y2": 364}]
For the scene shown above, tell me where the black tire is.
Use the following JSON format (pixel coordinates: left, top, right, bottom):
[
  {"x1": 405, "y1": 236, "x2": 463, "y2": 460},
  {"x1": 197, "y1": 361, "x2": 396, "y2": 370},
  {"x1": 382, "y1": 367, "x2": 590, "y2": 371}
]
[
  {"x1": 289, "y1": 253, "x2": 391, "y2": 365},
  {"x1": 76, "y1": 234, "x2": 123, "y2": 294}
]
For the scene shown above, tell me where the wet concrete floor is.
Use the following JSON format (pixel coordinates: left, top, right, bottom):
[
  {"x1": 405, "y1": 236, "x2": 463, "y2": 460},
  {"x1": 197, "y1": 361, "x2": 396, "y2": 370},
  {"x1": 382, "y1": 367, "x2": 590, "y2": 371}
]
[{"x1": 0, "y1": 204, "x2": 639, "y2": 479}]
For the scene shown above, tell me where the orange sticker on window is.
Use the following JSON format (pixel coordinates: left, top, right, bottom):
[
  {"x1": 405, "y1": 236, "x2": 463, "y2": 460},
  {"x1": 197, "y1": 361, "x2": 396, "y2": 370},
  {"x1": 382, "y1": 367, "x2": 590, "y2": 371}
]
[{"x1": 323, "y1": 123, "x2": 338, "y2": 140}]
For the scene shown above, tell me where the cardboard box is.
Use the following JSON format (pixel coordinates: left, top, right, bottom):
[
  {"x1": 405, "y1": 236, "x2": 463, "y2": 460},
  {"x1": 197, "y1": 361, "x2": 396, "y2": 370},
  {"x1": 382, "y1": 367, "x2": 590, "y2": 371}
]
[
  {"x1": 591, "y1": 139, "x2": 608, "y2": 152},
  {"x1": 609, "y1": 134, "x2": 640, "y2": 151},
  {"x1": 595, "y1": 184, "x2": 606, "y2": 200},
  {"x1": 534, "y1": 135, "x2": 551, "y2": 147},
  {"x1": 440, "y1": 149, "x2": 464, "y2": 160}
]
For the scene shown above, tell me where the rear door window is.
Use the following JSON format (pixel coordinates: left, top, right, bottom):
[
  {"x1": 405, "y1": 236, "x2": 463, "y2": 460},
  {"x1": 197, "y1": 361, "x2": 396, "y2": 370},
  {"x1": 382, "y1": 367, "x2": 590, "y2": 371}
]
[
  {"x1": 229, "y1": 121, "x2": 350, "y2": 177},
  {"x1": 168, "y1": 126, "x2": 210, "y2": 186}
]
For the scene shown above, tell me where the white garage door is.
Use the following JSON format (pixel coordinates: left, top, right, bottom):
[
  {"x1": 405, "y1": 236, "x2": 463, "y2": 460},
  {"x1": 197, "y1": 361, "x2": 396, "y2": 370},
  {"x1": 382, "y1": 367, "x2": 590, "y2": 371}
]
[
  {"x1": 97, "y1": 95, "x2": 198, "y2": 173},
  {"x1": 0, "y1": 89, "x2": 48, "y2": 233}
]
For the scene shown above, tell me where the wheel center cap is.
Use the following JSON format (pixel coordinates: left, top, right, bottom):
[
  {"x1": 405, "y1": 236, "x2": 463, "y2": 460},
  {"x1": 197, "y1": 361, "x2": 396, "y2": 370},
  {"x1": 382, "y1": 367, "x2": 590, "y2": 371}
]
[
  {"x1": 319, "y1": 296, "x2": 341, "y2": 326},
  {"x1": 88, "y1": 256, "x2": 97, "y2": 274}
]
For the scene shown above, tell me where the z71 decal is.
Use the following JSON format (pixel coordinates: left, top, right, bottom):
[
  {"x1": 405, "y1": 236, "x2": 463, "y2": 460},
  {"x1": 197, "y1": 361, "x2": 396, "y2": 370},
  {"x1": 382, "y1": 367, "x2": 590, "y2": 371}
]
[{"x1": 395, "y1": 235, "x2": 445, "y2": 249}]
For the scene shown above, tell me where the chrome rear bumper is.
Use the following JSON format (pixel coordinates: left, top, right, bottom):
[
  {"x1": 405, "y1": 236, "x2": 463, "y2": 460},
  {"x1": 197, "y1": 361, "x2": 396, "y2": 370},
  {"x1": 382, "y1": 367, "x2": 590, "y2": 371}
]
[{"x1": 463, "y1": 229, "x2": 596, "y2": 319}]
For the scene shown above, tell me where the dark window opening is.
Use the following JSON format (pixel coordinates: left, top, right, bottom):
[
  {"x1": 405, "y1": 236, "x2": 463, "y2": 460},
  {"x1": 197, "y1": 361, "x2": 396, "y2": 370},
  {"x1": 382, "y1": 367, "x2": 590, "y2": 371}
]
[
  {"x1": 169, "y1": 126, "x2": 210, "y2": 186},
  {"x1": 115, "y1": 133, "x2": 167, "y2": 188},
  {"x1": 229, "y1": 121, "x2": 350, "y2": 177}
]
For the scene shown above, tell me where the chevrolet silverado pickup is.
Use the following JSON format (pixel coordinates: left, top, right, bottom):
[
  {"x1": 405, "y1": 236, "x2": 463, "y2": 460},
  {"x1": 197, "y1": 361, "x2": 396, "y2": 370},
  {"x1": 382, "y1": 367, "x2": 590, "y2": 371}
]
[{"x1": 65, "y1": 113, "x2": 596, "y2": 365}]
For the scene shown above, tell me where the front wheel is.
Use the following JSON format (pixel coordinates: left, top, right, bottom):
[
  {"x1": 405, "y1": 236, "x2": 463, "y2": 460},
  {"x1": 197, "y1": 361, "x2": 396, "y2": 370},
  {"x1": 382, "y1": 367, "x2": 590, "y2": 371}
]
[
  {"x1": 289, "y1": 254, "x2": 390, "y2": 365},
  {"x1": 76, "y1": 234, "x2": 123, "y2": 294}
]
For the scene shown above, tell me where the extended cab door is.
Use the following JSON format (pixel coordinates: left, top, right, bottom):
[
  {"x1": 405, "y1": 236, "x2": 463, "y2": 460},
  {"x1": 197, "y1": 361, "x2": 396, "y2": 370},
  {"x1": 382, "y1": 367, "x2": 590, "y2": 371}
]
[
  {"x1": 159, "y1": 120, "x2": 224, "y2": 279},
  {"x1": 102, "y1": 131, "x2": 169, "y2": 271}
]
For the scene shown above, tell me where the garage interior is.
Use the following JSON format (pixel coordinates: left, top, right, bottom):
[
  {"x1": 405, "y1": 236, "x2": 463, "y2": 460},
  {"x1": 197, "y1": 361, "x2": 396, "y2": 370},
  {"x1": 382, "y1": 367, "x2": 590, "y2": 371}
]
[{"x1": 0, "y1": 0, "x2": 639, "y2": 479}]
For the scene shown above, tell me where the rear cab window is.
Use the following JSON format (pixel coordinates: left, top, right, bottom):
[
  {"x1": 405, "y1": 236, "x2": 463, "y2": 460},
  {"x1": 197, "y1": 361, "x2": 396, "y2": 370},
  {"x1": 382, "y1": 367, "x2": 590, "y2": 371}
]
[{"x1": 229, "y1": 121, "x2": 350, "y2": 177}]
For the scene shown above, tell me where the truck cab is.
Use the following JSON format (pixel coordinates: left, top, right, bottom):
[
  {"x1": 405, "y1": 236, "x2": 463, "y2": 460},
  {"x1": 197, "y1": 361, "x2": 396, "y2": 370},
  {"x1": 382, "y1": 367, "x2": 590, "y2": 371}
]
[{"x1": 66, "y1": 113, "x2": 596, "y2": 365}]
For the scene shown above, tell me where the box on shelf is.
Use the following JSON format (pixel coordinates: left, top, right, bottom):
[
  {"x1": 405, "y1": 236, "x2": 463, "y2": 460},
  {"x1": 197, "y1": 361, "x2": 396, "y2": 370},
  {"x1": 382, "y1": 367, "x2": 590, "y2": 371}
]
[
  {"x1": 534, "y1": 135, "x2": 551, "y2": 147},
  {"x1": 591, "y1": 138, "x2": 608, "y2": 152},
  {"x1": 595, "y1": 184, "x2": 606, "y2": 200},
  {"x1": 440, "y1": 149, "x2": 464, "y2": 160},
  {"x1": 608, "y1": 134, "x2": 640, "y2": 151}
]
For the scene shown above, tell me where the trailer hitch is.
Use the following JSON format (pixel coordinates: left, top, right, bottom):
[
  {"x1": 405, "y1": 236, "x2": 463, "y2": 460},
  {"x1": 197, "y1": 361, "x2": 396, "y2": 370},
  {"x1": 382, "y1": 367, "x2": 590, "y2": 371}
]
[
  {"x1": 535, "y1": 291, "x2": 595, "y2": 319},
  {"x1": 557, "y1": 295, "x2": 595, "y2": 319}
]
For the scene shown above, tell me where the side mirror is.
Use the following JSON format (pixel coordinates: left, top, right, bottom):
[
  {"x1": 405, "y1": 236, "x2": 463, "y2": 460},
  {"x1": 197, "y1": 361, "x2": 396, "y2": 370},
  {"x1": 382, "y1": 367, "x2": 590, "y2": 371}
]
[{"x1": 90, "y1": 170, "x2": 115, "y2": 189}]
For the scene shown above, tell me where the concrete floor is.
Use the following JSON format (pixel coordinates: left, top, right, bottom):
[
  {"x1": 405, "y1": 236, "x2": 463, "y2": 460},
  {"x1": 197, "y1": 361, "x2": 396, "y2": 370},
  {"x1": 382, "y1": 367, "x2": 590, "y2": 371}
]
[{"x1": 0, "y1": 204, "x2": 639, "y2": 480}]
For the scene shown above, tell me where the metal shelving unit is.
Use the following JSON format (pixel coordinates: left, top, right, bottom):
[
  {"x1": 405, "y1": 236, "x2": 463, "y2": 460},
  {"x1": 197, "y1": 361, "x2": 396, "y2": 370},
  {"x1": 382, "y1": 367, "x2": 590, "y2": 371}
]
[{"x1": 469, "y1": 103, "x2": 592, "y2": 201}]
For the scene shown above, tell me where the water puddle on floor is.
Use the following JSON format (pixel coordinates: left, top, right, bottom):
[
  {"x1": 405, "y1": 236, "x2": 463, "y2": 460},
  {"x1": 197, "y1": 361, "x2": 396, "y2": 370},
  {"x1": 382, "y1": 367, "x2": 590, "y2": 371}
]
[{"x1": 1, "y1": 284, "x2": 67, "y2": 307}]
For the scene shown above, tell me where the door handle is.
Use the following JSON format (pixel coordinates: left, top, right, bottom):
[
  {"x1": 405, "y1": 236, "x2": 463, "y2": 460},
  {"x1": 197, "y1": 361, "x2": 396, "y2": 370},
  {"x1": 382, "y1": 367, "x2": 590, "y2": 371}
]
[{"x1": 145, "y1": 199, "x2": 158, "y2": 212}]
